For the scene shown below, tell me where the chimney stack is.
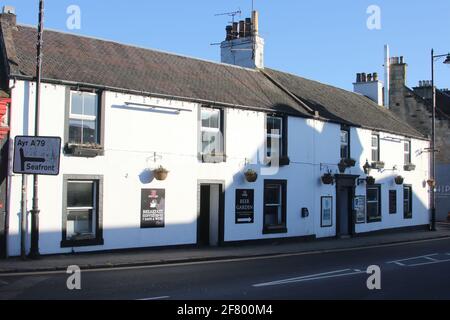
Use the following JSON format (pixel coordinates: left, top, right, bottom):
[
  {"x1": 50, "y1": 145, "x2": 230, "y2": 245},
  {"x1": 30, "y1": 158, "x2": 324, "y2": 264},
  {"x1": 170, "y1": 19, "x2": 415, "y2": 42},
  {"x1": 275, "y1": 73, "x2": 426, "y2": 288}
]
[
  {"x1": 353, "y1": 70, "x2": 384, "y2": 105},
  {"x1": 1, "y1": 5, "x2": 16, "y2": 26},
  {"x1": 220, "y1": 10, "x2": 265, "y2": 69}
]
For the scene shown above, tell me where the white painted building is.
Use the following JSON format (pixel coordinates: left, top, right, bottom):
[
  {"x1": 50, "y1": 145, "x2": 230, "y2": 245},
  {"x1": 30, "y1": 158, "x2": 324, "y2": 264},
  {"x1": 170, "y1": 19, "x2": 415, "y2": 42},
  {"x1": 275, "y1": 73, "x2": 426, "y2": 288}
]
[{"x1": 0, "y1": 10, "x2": 431, "y2": 257}]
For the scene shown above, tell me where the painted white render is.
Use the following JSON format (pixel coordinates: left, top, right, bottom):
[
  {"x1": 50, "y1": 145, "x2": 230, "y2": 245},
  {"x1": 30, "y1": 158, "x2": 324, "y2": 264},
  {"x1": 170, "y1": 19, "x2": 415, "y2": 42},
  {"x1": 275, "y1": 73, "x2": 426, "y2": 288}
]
[
  {"x1": 221, "y1": 36, "x2": 265, "y2": 69},
  {"x1": 353, "y1": 80, "x2": 384, "y2": 106},
  {"x1": 5, "y1": 80, "x2": 431, "y2": 256}
]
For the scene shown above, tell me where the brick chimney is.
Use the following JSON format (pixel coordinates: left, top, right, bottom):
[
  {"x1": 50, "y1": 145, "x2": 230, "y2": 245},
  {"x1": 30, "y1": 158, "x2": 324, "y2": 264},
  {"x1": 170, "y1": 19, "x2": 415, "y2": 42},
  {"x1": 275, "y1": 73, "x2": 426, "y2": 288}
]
[
  {"x1": 220, "y1": 11, "x2": 265, "y2": 69},
  {"x1": 0, "y1": 6, "x2": 16, "y2": 26},
  {"x1": 389, "y1": 56, "x2": 408, "y2": 109}
]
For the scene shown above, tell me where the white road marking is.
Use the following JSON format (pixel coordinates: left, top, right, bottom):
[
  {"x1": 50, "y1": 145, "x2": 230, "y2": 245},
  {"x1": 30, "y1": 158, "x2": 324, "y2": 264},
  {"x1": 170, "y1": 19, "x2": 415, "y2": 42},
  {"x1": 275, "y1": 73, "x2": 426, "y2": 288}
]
[
  {"x1": 387, "y1": 253, "x2": 450, "y2": 267},
  {"x1": 138, "y1": 296, "x2": 170, "y2": 301},
  {"x1": 406, "y1": 258, "x2": 450, "y2": 267},
  {"x1": 387, "y1": 254, "x2": 439, "y2": 265},
  {"x1": 1, "y1": 237, "x2": 449, "y2": 277},
  {"x1": 253, "y1": 269, "x2": 366, "y2": 287}
]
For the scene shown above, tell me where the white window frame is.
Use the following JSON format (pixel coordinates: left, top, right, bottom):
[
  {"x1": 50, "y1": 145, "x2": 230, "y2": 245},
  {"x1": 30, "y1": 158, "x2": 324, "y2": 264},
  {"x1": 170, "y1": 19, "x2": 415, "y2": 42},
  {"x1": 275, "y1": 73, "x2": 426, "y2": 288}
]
[
  {"x1": 66, "y1": 180, "x2": 97, "y2": 240},
  {"x1": 266, "y1": 116, "x2": 283, "y2": 158},
  {"x1": 340, "y1": 129, "x2": 349, "y2": 159},
  {"x1": 404, "y1": 140, "x2": 411, "y2": 165},
  {"x1": 200, "y1": 107, "x2": 222, "y2": 155},
  {"x1": 367, "y1": 185, "x2": 381, "y2": 222},
  {"x1": 69, "y1": 91, "x2": 99, "y2": 144},
  {"x1": 264, "y1": 184, "x2": 282, "y2": 226},
  {"x1": 371, "y1": 134, "x2": 380, "y2": 162}
]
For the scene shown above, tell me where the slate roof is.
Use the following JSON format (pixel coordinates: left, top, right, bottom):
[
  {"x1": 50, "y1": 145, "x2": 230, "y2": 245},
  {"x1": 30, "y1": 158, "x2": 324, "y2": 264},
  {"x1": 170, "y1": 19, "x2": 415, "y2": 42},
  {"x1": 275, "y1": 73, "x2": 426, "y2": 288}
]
[{"x1": 0, "y1": 19, "x2": 427, "y2": 139}]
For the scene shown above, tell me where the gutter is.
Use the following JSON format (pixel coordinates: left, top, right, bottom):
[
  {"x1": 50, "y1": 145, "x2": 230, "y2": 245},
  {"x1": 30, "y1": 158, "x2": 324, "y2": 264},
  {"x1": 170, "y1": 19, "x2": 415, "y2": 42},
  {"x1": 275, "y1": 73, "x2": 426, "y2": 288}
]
[
  {"x1": 10, "y1": 74, "x2": 313, "y2": 118},
  {"x1": 10, "y1": 74, "x2": 429, "y2": 141}
]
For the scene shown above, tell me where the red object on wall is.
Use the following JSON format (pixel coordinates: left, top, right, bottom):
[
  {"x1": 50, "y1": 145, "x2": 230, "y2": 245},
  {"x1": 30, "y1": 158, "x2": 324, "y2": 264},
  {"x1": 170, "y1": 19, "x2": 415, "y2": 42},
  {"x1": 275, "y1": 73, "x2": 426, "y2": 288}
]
[{"x1": 0, "y1": 98, "x2": 11, "y2": 139}]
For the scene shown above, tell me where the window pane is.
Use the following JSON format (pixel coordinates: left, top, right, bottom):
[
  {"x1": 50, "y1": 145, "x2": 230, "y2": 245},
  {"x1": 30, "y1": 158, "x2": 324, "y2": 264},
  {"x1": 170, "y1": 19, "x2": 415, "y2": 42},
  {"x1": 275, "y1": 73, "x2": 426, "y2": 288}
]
[
  {"x1": 371, "y1": 136, "x2": 378, "y2": 148},
  {"x1": 264, "y1": 206, "x2": 280, "y2": 226},
  {"x1": 341, "y1": 145, "x2": 348, "y2": 159},
  {"x1": 341, "y1": 131, "x2": 348, "y2": 144},
  {"x1": 82, "y1": 120, "x2": 97, "y2": 144},
  {"x1": 264, "y1": 205, "x2": 282, "y2": 226},
  {"x1": 265, "y1": 185, "x2": 280, "y2": 205},
  {"x1": 201, "y1": 109, "x2": 220, "y2": 129},
  {"x1": 367, "y1": 188, "x2": 378, "y2": 202},
  {"x1": 67, "y1": 182, "x2": 94, "y2": 207},
  {"x1": 267, "y1": 117, "x2": 282, "y2": 134},
  {"x1": 83, "y1": 94, "x2": 97, "y2": 117},
  {"x1": 71, "y1": 92, "x2": 83, "y2": 115},
  {"x1": 202, "y1": 131, "x2": 221, "y2": 154},
  {"x1": 66, "y1": 209, "x2": 95, "y2": 240},
  {"x1": 367, "y1": 203, "x2": 378, "y2": 218},
  {"x1": 372, "y1": 149, "x2": 379, "y2": 162},
  {"x1": 69, "y1": 119, "x2": 83, "y2": 144}
]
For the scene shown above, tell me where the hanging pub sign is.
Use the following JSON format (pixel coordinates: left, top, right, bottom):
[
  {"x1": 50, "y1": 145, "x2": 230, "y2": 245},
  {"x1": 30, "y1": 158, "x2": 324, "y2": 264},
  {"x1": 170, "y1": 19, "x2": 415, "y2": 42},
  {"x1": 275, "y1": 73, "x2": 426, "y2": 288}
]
[
  {"x1": 354, "y1": 195, "x2": 366, "y2": 224},
  {"x1": 141, "y1": 189, "x2": 165, "y2": 228},
  {"x1": 235, "y1": 189, "x2": 254, "y2": 224}
]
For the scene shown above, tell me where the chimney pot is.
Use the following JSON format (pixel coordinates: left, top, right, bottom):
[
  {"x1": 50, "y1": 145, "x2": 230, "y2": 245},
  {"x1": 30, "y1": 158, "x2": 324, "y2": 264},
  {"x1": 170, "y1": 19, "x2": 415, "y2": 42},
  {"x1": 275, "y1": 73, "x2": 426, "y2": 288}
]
[
  {"x1": 232, "y1": 22, "x2": 239, "y2": 39},
  {"x1": 245, "y1": 18, "x2": 252, "y2": 37},
  {"x1": 356, "y1": 73, "x2": 362, "y2": 83},
  {"x1": 361, "y1": 73, "x2": 367, "y2": 82},
  {"x1": 252, "y1": 10, "x2": 259, "y2": 36},
  {"x1": 239, "y1": 20, "x2": 245, "y2": 38},
  {"x1": 367, "y1": 73, "x2": 373, "y2": 82},
  {"x1": 225, "y1": 25, "x2": 233, "y2": 41},
  {"x1": 373, "y1": 72, "x2": 378, "y2": 81},
  {"x1": 2, "y1": 5, "x2": 15, "y2": 14}
]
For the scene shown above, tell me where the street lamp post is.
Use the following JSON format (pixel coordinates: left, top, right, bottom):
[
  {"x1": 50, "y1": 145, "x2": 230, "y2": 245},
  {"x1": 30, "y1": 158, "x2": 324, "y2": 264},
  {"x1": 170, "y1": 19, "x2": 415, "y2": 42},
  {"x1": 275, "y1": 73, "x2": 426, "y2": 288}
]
[
  {"x1": 29, "y1": 0, "x2": 45, "y2": 259},
  {"x1": 430, "y1": 49, "x2": 450, "y2": 231}
]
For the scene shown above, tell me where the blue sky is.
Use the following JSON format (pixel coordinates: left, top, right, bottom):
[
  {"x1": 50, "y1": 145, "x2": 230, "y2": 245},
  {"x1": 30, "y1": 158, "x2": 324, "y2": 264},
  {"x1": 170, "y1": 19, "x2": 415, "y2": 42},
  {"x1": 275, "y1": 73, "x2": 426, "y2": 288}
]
[{"x1": 3, "y1": 0, "x2": 450, "y2": 91}]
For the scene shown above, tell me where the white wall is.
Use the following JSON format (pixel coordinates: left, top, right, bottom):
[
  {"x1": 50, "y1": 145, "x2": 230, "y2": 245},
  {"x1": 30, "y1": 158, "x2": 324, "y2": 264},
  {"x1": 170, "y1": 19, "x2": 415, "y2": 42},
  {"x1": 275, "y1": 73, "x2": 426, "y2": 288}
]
[
  {"x1": 353, "y1": 81, "x2": 384, "y2": 106},
  {"x1": 5, "y1": 80, "x2": 431, "y2": 256},
  {"x1": 220, "y1": 36, "x2": 264, "y2": 69},
  {"x1": 353, "y1": 129, "x2": 430, "y2": 233}
]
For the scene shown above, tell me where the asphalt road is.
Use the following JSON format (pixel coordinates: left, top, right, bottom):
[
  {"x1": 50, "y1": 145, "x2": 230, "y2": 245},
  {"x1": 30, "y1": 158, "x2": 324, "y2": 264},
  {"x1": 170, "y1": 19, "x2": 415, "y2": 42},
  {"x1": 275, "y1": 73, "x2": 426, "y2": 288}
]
[{"x1": 0, "y1": 238, "x2": 450, "y2": 300}]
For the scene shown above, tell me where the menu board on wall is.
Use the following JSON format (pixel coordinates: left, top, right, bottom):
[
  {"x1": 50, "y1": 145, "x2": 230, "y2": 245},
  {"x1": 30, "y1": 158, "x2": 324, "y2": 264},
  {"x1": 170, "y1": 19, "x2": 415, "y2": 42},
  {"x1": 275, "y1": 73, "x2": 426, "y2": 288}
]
[
  {"x1": 354, "y1": 196, "x2": 366, "y2": 224},
  {"x1": 321, "y1": 196, "x2": 333, "y2": 227},
  {"x1": 141, "y1": 189, "x2": 165, "y2": 228},
  {"x1": 235, "y1": 189, "x2": 254, "y2": 224}
]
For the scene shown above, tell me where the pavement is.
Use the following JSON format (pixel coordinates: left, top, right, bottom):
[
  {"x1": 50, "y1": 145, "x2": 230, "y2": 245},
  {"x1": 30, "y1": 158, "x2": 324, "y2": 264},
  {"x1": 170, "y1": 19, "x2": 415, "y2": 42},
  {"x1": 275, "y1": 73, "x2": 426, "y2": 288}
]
[{"x1": 1, "y1": 223, "x2": 449, "y2": 275}]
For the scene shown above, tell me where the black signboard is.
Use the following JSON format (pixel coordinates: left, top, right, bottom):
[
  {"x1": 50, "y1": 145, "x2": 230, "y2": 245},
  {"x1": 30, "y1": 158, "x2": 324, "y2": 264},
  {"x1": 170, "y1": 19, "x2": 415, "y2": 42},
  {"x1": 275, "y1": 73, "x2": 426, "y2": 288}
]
[
  {"x1": 141, "y1": 189, "x2": 165, "y2": 228},
  {"x1": 235, "y1": 189, "x2": 254, "y2": 224}
]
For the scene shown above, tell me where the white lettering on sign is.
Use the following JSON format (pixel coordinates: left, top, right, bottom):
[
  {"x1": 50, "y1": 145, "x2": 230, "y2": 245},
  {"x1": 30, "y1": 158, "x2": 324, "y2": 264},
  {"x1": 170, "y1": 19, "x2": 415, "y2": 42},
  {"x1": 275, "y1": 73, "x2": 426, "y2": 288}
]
[{"x1": 13, "y1": 136, "x2": 61, "y2": 176}]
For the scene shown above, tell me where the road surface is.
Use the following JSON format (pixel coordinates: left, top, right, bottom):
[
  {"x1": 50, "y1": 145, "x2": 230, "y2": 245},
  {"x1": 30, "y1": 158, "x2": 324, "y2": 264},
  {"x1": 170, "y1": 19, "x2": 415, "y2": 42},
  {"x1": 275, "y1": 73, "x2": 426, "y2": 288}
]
[{"x1": 0, "y1": 238, "x2": 449, "y2": 300}]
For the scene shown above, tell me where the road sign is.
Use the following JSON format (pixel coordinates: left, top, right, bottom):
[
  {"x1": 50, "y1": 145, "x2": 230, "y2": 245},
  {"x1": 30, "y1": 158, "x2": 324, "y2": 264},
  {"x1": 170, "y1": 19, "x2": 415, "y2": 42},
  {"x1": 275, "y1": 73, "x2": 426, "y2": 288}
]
[{"x1": 13, "y1": 136, "x2": 61, "y2": 176}]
